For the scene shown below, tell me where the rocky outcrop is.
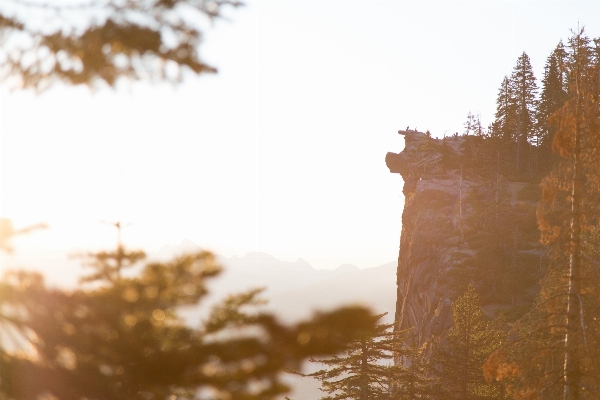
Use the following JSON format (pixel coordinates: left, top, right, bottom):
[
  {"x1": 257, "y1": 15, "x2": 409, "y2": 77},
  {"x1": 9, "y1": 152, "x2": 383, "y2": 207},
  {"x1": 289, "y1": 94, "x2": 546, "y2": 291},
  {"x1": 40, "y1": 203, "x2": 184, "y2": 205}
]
[{"x1": 387, "y1": 130, "x2": 545, "y2": 347}]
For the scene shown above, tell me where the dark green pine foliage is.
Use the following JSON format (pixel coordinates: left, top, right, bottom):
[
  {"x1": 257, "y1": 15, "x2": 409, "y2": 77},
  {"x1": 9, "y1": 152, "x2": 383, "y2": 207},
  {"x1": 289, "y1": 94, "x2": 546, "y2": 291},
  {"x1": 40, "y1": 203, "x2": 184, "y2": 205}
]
[
  {"x1": 536, "y1": 42, "x2": 568, "y2": 174},
  {"x1": 493, "y1": 53, "x2": 539, "y2": 177},
  {"x1": 564, "y1": 32, "x2": 595, "y2": 93},
  {"x1": 433, "y1": 285, "x2": 507, "y2": 400},
  {"x1": 511, "y1": 52, "x2": 539, "y2": 143},
  {"x1": 593, "y1": 37, "x2": 600, "y2": 67},
  {"x1": 305, "y1": 315, "x2": 410, "y2": 400},
  {"x1": 537, "y1": 41, "x2": 569, "y2": 145},
  {"x1": 510, "y1": 52, "x2": 538, "y2": 175},
  {"x1": 493, "y1": 76, "x2": 518, "y2": 141}
]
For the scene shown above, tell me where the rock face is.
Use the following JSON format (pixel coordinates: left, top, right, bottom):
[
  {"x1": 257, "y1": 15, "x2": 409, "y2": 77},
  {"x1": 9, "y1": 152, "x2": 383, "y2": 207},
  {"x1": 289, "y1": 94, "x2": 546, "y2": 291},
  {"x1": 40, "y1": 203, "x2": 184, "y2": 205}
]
[{"x1": 386, "y1": 130, "x2": 545, "y2": 347}]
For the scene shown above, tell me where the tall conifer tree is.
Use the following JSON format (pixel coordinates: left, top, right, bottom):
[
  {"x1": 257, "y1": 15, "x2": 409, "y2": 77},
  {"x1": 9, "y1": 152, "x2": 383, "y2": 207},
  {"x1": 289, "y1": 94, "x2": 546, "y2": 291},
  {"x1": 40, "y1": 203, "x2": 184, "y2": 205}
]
[
  {"x1": 510, "y1": 52, "x2": 539, "y2": 175},
  {"x1": 433, "y1": 286, "x2": 507, "y2": 400},
  {"x1": 304, "y1": 315, "x2": 413, "y2": 400},
  {"x1": 554, "y1": 28, "x2": 600, "y2": 400},
  {"x1": 537, "y1": 43, "x2": 569, "y2": 147},
  {"x1": 494, "y1": 76, "x2": 517, "y2": 141},
  {"x1": 486, "y1": 28, "x2": 600, "y2": 399},
  {"x1": 511, "y1": 52, "x2": 539, "y2": 143}
]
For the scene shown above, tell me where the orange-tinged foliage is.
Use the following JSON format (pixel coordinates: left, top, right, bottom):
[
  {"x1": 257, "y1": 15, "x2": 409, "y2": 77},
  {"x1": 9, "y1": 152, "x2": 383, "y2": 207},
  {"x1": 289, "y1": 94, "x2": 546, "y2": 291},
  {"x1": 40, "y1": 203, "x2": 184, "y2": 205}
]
[
  {"x1": 483, "y1": 351, "x2": 520, "y2": 383},
  {"x1": 487, "y1": 27, "x2": 600, "y2": 399}
]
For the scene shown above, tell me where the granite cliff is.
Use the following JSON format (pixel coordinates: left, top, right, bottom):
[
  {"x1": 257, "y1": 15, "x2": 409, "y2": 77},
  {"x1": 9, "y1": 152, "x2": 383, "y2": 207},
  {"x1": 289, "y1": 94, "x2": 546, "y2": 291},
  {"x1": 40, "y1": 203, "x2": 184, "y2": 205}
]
[{"x1": 386, "y1": 129, "x2": 547, "y2": 347}]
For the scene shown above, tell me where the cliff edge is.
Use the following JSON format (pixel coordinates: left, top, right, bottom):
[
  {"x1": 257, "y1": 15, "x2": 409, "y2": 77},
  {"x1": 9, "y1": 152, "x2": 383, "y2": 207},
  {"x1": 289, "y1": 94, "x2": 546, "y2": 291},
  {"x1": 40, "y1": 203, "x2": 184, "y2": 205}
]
[{"x1": 387, "y1": 130, "x2": 546, "y2": 347}]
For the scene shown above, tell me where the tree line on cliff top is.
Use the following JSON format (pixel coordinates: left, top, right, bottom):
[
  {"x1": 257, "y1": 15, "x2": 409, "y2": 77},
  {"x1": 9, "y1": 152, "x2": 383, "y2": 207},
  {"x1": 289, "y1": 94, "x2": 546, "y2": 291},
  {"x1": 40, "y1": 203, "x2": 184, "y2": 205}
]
[
  {"x1": 303, "y1": 27, "x2": 600, "y2": 400},
  {"x1": 2, "y1": 2, "x2": 600, "y2": 398},
  {"x1": 453, "y1": 32, "x2": 599, "y2": 184},
  {"x1": 432, "y1": 28, "x2": 600, "y2": 400}
]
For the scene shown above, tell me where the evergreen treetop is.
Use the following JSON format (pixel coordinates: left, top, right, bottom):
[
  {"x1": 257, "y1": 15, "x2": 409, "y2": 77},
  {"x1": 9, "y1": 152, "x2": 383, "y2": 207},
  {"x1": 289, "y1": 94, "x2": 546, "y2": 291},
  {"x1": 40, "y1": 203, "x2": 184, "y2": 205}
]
[
  {"x1": 433, "y1": 285, "x2": 507, "y2": 400},
  {"x1": 537, "y1": 42, "x2": 569, "y2": 149},
  {"x1": 510, "y1": 51, "x2": 539, "y2": 145},
  {"x1": 303, "y1": 314, "x2": 412, "y2": 400},
  {"x1": 494, "y1": 75, "x2": 518, "y2": 141}
]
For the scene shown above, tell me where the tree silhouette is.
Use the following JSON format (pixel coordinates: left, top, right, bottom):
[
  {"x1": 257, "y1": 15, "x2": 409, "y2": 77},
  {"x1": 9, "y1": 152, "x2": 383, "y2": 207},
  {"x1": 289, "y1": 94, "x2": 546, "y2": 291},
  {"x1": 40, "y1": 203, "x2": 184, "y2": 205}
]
[
  {"x1": 303, "y1": 314, "x2": 413, "y2": 400},
  {"x1": 493, "y1": 75, "x2": 518, "y2": 142},
  {"x1": 510, "y1": 52, "x2": 539, "y2": 146}
]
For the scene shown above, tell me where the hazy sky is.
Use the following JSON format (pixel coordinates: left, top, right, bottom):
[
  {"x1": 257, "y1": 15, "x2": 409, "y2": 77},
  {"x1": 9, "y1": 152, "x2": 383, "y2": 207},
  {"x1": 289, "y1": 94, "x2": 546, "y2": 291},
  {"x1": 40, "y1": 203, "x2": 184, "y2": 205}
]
[{"x1": 1, "y1": 1, "x2": 599, "y2": 278}]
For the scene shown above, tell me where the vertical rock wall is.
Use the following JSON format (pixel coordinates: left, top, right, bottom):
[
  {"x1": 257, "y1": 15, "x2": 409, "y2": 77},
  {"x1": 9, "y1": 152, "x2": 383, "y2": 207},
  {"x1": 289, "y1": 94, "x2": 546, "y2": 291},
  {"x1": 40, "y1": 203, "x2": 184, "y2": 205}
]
[{"x1": 386, "y1": 130, "x2": 545, "y2": 347}]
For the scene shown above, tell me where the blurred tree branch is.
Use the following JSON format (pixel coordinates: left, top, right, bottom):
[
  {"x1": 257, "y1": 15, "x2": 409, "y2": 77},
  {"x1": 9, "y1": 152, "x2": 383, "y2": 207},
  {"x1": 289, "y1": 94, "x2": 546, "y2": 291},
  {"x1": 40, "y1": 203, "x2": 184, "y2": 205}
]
[
  {"x1": 0, "y1": 245, "x2": 378, "y2": 400},
  {"x1": 0, "y1": 0, "x2": 242, "y2": 90},
  {"x1": 0, "y1": 218, "x2": 48, "y2": 254}
]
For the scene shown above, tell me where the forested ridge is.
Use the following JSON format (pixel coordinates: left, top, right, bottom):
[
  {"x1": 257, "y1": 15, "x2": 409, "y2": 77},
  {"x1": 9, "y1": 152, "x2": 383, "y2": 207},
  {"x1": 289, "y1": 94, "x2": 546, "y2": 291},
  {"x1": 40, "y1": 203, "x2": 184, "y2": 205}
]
[{"x1": 325, "y1": 28, "x2": 600, "y2": 400}]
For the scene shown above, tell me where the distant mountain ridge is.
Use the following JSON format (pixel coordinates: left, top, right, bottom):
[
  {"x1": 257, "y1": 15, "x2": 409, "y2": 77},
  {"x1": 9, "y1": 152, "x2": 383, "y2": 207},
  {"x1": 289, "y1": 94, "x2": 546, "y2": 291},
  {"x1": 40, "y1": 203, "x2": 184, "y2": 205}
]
[{"x1": 152, "y1": 239, "x2": 368, "y2": 299}]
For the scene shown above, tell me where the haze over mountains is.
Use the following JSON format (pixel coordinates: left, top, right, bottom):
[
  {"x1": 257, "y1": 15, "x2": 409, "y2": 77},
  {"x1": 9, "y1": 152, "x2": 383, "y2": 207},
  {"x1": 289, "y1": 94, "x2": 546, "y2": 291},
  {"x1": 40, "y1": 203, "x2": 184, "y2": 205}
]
[
  {"x1": 156, "y1": 239, "x2": 396, "y2": 325},
  {"x1": 1, "y1": 239, "x2": 396, "y2": 323}
]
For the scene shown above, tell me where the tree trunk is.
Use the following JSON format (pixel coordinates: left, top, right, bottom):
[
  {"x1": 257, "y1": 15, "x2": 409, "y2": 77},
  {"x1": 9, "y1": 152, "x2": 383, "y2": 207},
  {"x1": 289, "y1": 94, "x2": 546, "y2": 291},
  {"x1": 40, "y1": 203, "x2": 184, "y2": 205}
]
[
  {"x1": 563, "y1": 33, "x2": 583, "y2": 400},
  {"x1": 361, "y1": 339, "x2": 368, "y2": 400}
]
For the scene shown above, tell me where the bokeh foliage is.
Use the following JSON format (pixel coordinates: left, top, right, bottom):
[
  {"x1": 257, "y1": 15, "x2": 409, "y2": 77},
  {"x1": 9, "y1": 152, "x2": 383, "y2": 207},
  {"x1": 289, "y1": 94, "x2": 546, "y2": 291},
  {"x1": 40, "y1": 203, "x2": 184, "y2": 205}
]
[{"x1": 0, "y1": 0, "x2": 242, "y2": 90}]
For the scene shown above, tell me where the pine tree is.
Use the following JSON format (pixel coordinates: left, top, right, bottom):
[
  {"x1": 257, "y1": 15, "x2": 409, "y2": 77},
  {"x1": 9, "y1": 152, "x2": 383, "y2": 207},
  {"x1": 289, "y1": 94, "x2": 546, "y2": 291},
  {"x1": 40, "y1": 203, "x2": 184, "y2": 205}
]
[
  {"x1": 511, "y1": 52, "x2": 539, "y2": 144},
  {"x1": 537, "y1": 42, "x2": 569, "y2": 148},
  {"x1": 493, "y1": 76, "x2": 518, "y2": 141},
  {"x1": 441, "y1": 137, "x2": 458, "y2": 171},
  {"x1": 564, "y1": 32, "x2": 595, "y2": 94},
  {"x1": 464, "y1": 112, "x2": 485, "y2": 137},
  {"x1": 304, "y1": 314, "x2": 412, "y2": 400},
  {"x1": 78, "y1": 221, "x2": 146, "y2": 284},
  {"x1": 486, "y1": 28, "x2": 600, "y2": 399},
  {"x1": 493, "y1": 53, "x2": 539, "y2": 176},
  {"x1": 464, "y1": 111, "x2": 476, "y2": 136},
  {"x1": 550, "y1": 28, "x2": 600, "y2": 400},
  {"x1": 433, "y1": 285, "x2": 507, "y2": 400},
  {"x1": 537, "y1": 42, "x2": 569, "y2": 175},
  {"x1": 510, "y1": 52, "x2": 539, "y2": 175},
  {"x1": 593, "y1": 37, "x2": 600, "y2": 67},
  {"x1": 0, "y1": 233, "x2": 380, "y2": 400}
]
